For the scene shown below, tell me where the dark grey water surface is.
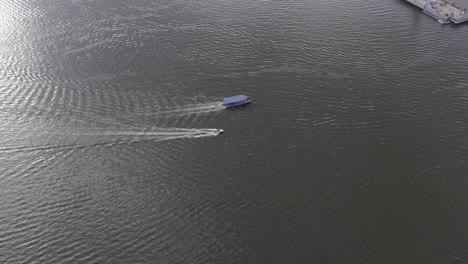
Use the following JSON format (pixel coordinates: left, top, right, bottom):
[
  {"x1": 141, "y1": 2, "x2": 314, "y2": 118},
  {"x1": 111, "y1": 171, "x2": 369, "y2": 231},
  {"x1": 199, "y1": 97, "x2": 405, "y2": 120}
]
[{"x1": 1, "y1": 0, "x2": 468, "y2": 263}]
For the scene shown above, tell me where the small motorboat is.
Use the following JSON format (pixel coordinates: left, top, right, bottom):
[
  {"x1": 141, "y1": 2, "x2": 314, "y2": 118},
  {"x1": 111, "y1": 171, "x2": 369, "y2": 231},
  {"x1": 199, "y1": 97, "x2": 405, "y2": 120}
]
[
  {"x1": 214, "y1": 129, "x2": 224, "y2": 135},
  {"x1": 223, "y1": 95, "x2": 251, "y2": 108}
]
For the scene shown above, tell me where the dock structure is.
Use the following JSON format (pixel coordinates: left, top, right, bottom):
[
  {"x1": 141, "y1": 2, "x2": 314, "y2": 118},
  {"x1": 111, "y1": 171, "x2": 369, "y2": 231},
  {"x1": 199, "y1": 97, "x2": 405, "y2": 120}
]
[{"x1": 406, "y1": 0, "x2": 468, "y2": 24}]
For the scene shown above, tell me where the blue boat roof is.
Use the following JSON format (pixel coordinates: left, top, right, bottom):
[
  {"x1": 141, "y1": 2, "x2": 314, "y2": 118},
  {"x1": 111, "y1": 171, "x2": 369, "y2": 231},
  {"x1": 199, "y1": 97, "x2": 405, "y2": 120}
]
[{"x1": 223, "y1": 95, "x2": 249, "y2": 104}]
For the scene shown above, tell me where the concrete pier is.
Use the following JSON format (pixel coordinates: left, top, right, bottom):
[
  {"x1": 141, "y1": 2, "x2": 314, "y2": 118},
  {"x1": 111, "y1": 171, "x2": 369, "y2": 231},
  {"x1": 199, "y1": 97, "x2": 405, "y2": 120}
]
[{"x1": 406, "y1": 0, "x2": 468, "y2": 24}]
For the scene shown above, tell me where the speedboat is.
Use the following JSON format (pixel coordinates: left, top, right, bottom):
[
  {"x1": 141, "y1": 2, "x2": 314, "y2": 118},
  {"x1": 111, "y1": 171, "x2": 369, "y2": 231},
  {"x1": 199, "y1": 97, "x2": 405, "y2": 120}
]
[
  {"x1": 223, "y1": 95, "x2": 251, "y2": 108},
  {"x1": 214, "y1": 129, "x2": 224, "y2": 135}
]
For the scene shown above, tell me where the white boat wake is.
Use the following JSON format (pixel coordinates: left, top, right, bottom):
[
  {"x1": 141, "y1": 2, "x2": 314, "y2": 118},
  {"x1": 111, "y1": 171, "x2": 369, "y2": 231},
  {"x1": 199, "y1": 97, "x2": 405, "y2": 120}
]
[
  {"x1": 1, "y1": 101, "x2": 226, "y2": 153},
  {"x1": 124, "y1": 102, "x2": 225, "y2": 117},
  {"x1": 41, "y1": 127, "x2": 222, "y2": 139},
  {"x1": 0, "y1": 128, "x2": 222, "y2": 153}
]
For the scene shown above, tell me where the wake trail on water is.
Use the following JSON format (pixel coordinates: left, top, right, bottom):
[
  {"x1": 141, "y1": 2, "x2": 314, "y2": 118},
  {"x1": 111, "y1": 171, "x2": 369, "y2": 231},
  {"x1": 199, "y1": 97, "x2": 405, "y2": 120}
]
[
  {"x1": 1, "y1": 101, "x2": 226, "y2": 154},
  {"x1": 41, "y1": 128, "x2": 220, "y2": 137},
  {"x1": 122, "y1": 102, "x2": 225, "y2": 117},
  {"x1": 0, "y1": 128, "x2": 221, "y2": 153}
]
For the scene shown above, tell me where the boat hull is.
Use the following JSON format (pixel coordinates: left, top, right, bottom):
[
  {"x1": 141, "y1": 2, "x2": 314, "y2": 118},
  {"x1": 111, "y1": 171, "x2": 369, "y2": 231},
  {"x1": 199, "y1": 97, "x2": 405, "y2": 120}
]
[{"x1": 223, "y1": 99, "x2": 251, "y2": 108}]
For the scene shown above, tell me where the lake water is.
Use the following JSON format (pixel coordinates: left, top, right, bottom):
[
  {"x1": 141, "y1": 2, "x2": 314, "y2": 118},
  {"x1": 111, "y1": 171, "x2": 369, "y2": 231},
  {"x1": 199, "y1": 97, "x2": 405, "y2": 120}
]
[{"x1": 1, "y1": 0, "x2": 467, "y2": 263}]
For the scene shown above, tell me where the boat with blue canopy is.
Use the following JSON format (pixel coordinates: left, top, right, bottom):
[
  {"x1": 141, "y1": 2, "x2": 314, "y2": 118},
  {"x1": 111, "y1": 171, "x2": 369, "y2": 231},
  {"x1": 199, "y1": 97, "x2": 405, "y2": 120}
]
[{"x1": 223, "y1": 95, "x2": 251, "y2": 108}]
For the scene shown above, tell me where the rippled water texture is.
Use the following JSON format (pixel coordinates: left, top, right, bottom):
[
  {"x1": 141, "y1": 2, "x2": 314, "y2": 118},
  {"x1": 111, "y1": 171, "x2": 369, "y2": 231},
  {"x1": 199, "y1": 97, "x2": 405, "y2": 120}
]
[{"x1": 1, "y1": 0, "x2": 468, "y2": 263}]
